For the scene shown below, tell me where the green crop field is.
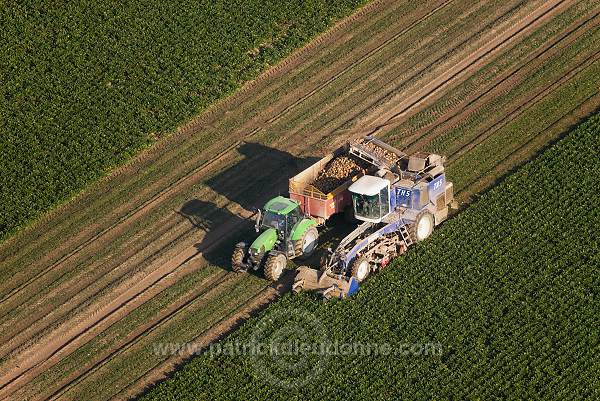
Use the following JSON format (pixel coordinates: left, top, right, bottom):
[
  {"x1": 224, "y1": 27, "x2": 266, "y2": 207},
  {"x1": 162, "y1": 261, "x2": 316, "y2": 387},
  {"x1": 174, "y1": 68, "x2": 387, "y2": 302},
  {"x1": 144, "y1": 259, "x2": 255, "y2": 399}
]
[
  {"x1": 142, "y1": 113, "x2": 600, "y2": 400},
  {"x1": 0, "y1": 0, "x2": 367, "y2": 241}
]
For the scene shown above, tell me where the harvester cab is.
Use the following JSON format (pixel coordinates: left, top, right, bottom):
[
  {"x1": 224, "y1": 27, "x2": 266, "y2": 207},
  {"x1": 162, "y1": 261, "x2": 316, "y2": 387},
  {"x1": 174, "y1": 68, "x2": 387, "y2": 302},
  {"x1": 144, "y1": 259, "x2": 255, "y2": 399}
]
[
  {"x1": 293, "y1": 137, "x2": 454, "y2": 299},
  {"x1": 349, "y1": 154, "x2": 450, "y2": 235},
  {"x1": 232, "y1": 196, "x2": 318, "y2": 282}
]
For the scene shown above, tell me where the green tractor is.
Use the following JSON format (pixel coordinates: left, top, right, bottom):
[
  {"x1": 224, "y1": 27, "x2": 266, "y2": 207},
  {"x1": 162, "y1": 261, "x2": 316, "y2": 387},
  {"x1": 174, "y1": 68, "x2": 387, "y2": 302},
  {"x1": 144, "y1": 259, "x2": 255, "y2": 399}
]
[{"x1": 231, "y1": 196, "x2": 318, "y2": 281}]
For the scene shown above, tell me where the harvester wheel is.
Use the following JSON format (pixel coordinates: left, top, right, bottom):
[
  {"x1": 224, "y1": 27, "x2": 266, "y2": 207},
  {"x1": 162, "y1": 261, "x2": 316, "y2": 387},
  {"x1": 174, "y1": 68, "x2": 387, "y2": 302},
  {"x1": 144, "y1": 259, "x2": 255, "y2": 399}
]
[
  {"x1": 350, "y1": 256, "x2": 371, "y2": 282},
  {"x1": 264, "y1": 253, "x2": 287, "y2": 281},
  {"x1": 231, "y1": 246, "x2": 246, "y2": 272},
  {"x1": 410, "y1": 211, "x2": 434, "y2": 242},
  {"x1": 294, "y1": 226, "x2": 319, "y2": 259}
]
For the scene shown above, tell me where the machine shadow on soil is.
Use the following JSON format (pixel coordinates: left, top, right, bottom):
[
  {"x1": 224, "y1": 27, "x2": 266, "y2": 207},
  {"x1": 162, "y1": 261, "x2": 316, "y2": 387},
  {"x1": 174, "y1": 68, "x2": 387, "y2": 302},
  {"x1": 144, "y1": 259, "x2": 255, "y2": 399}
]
[
  {"x1": 179, "y1": 142, "x2": 320, "y2": 271},
  {"x1": 205, "y1": 142, "x2": 320, "y2": 209}
]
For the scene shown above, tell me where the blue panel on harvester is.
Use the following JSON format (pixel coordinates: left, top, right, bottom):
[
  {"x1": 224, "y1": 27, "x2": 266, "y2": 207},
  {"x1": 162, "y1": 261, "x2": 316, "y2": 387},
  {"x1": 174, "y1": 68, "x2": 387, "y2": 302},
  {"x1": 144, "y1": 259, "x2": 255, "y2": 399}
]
[
  {"x1": 347, "y1": 277, "x2": 360, "y2": 297},
  {"x1": 428, "y1": 174, "x2": 446, "y2": 198},
  {"x1": 395, "y1": 187, "x2": 419, "y2": 209}
]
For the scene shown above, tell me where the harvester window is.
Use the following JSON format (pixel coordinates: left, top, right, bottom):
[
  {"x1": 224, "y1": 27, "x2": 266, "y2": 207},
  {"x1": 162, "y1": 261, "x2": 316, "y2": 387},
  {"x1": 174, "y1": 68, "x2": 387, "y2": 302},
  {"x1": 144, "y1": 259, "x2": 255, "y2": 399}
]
[
  {"x1": 353, "y1": 194, "x2": 380, "y2": 220},
  {"x1": 380, "y1": 186, "x2": 390, "y2": 216}
]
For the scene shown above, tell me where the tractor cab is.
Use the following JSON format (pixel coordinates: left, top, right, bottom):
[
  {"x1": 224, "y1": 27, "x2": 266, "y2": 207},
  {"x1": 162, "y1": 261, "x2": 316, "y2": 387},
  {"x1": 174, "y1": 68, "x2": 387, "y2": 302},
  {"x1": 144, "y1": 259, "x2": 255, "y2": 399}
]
[
  {"x1": 258, "y1": 196, "x2": 302, "y2": 240},
  {"x1": 349, "y1": 175, "x2": 391, "y2": 223}
]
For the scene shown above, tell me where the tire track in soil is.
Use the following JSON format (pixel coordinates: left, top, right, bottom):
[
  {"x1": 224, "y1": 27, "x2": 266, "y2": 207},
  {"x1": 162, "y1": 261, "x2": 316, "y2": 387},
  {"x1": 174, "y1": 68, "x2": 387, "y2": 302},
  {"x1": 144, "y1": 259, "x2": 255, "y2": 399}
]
[
  {"x1": 1, "y1": 167, "x2": 299, "y2": 397},
  {"x1": 427, "y1": 56, "x2": 600, "y2": 201},
  {"x1": 276, "y1": 0, "x2": 495, "y2": 139},
  {"x1": 0, "y1": 214, "x2": 251, "y2": 396},
  {"x1": 280, "y1": 0, "x2": 563, "y2": 149},
  {"x1": 0, "y1": 0, "x2": 580, "y2": 399},
  {"x1": 48, "y1": 277, "x2": 277, "y2": 401},
  {"x1": 398, "y1": 8, "x2": 600, "y2": 155},
  {"x1": 0, "y1": 194, "x2": 252, "y2": 365},
  {"x1": 19, "y1": 270, "x2": 238, "y2": 401},
  {"x1": 262, "y1": 0, "x2": 460, "y2": 126},
  {"x1": 18, "y1": 170, "x2": 292, "y2": 398},
  {"x1": 349, "y1": 0, "x2": 574, "y2": 135},
  {"x1": 0, "y1": 162, "x2": 256, "y2": 358},
  {"x1": 277, "y1": 0, "x2": 548, "y2": 149},
  {"x1": 111, "y1": 281, "x2": 288, "y2": 401},
  {"x1": 453, "y1": 72, "x2": 600, "y2": 200},
  {"x1": 0, "y1": 174, "x2": 243, "y2": 358},
  {"x1": 446, "y1": 50, "x2": 600, "y2": 164},
  {"x1": 390, "y1": 3, "x2": 600, "y2": 151}
]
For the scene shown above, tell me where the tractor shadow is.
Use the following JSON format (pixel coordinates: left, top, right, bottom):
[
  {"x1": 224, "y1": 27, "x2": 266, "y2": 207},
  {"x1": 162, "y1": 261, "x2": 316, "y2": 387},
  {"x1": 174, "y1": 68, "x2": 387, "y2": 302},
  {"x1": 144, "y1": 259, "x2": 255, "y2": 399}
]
[
  {"x1": 179, "y1": 142, "x2": 319, "y2": 272},
  {"x1": 178, "y1": 198, "x2": 253, "y2": 271},
  {"x1": 204, "y1": 142, "x2": 319, "y2": 209}
]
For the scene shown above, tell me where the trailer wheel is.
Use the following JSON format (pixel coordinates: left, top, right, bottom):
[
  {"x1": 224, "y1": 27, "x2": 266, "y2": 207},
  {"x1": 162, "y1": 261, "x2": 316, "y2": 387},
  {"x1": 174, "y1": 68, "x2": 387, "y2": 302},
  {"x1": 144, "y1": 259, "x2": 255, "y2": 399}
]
[
  {"x1": 295, "y1": 226, "x2": 318, "y2": 259},
  {"x1": 265, "y1": 253, "x2": 287, "y2": 281},
  {"x1": 351, "y1": 256, "x2": 370, "y2": 282},
  {"x1": 411, "y1": 211, "x2": 434, "y2": 242},
  {"x1": 231, "y1": 245, "x2": 246, "y2": 272}
]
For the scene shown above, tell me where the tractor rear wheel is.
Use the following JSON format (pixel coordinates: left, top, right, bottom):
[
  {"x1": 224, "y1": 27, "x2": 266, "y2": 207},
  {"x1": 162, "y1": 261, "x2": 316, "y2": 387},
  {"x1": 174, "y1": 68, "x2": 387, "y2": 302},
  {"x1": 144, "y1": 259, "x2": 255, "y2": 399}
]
[
  {"x1": 231, "y1": 246, "x2": 246, "y2": 272},
  {"x1": 350, "y1": 256, "x2": 371, "y2": 282},
  {"x1": 410, "y1": 211, "x2": 434, "y2": 242},
  {"x1": 264, "y1": 253, "x2": 287, "y2": 281},
  {"x1": 294, "y1": 226, "x2": 318, "y2": 259}
]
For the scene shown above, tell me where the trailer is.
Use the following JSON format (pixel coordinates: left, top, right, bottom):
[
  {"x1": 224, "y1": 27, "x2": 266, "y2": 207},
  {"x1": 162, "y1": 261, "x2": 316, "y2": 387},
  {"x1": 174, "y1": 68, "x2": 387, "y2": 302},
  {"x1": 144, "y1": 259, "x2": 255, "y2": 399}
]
[{"x1": 288, "y1": 146, "x2": 356, "y2": 225}]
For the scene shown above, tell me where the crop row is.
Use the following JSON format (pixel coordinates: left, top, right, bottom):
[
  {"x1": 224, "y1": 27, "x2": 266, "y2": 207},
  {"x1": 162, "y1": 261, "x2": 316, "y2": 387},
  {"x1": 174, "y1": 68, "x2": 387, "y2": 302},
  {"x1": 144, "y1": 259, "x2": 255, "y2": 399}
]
[{"x1": 141, "y1": 113, "x2": 600, "y2": 400}]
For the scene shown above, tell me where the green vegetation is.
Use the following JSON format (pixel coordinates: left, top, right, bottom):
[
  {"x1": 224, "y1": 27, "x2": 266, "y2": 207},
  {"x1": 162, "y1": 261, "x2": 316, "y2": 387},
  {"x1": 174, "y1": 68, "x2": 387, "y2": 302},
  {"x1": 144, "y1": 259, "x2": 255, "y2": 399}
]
[
  {"x1": 0, "y1": 0, "x2": 368, "y2": 241},
  {"x1": 142, "y1": 113, "x2": 600, "y2": 400}
]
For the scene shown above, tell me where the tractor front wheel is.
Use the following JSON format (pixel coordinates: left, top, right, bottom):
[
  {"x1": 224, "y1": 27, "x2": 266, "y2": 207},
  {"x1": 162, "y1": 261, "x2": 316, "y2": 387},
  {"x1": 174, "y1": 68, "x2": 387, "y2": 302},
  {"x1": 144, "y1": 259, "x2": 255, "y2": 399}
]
[
  {"x1": 231, "y1": 246, "x2": 246, "y2": 272},
  {"x1": 264, "y1": 253, "x2": 287, "y2": 281},
  {"x1": 294, "y1": 226, "x2": 319, "y2": 259},
  {"x1": 351, "y1": 255, "x2": 371, "y2": 282}
]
